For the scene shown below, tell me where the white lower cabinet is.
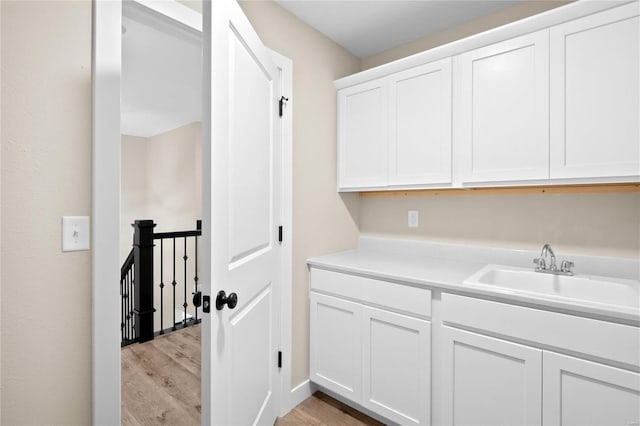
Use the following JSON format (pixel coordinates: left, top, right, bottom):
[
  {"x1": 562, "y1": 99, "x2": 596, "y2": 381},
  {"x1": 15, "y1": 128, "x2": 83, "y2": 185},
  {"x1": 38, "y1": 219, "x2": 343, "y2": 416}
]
[
  {"x1": 543, "y1": 351, "x2": 640, "y2": 426},
  {"x1": 362, "y1": 306, "x2": 431, "y2": 425},
  {"x1": 310, "y1": 269, "x2": 640, "y2": 426},
  {"x1": 309, "y1": 292, "x2": 362, "y2": 402},
  {"x1": 441, "y1": 326, "x2": 542, "y2": 426},
  {"x1": 309, "y1": 269, "x2": 432, "y2": 424}
]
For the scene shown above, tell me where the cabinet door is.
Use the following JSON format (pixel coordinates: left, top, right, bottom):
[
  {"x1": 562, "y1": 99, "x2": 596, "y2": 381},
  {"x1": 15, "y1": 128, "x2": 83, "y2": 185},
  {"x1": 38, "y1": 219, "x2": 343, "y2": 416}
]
[
  {"x1": 543, "y1": 351, "x2": 640, "y2": 426},
  {"x1": 362, "y1": 306, "x2": 430, "y2": 425},
  {"x1": 337, "y1": 79, "x2": 388, "y2": 190},
  {"x1": 456, "y1": 30, "x2": 549, "y2": 183},
  {"x1": 389, "y1": 59, "x2": 452, "y2": 186},
  {"x1": 550, "y1": 3, "x2": 640, "y2": 179},
  {"x1": 309, "y1": 292, "x2": 362, "y2": 402},
  {"x1": 441, "y1": 326, "x2": 542, "y2": 426}
]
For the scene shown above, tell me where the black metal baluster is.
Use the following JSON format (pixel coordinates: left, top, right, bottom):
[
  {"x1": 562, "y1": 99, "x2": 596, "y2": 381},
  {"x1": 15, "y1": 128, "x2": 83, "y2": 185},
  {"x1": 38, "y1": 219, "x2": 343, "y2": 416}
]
[
  {"x1": 183, "y1": 237, "x2": 188, "y2": 327},
  {"x1": 126, "y1": 270, "x2": 130, "y2": 341},
  {"x1": 159, "y1": 239, "x2": 164, "y2": 335},
  {"x1": 172, "y1": 237, "x2": 177, "y2": 331},
  {"x1": 130, "y1": 267, "x2": 134, "y2": 341},
  {"x1": 120, "y1": 277, "x2": 124, "y2": 342},
  {"x1": 194, "y1": 232, "x2": 199, "y2": 323}
]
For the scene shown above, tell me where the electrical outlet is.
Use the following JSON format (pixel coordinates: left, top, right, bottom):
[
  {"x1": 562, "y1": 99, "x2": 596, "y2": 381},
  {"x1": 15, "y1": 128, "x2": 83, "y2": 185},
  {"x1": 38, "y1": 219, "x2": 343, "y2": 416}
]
[
  {"x1": 408, "y1": 210, "x2": 419, "y2": 228},
  {"x1": 62, "y1": 216, "x2": 90, "y2": 252}
]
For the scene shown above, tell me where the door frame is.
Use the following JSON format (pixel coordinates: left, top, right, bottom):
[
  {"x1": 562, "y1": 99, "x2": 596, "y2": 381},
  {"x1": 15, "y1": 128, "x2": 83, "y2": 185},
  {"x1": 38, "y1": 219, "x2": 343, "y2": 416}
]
[{"x1": 91, "y1": 1, "x2": 293, "y2": 423}]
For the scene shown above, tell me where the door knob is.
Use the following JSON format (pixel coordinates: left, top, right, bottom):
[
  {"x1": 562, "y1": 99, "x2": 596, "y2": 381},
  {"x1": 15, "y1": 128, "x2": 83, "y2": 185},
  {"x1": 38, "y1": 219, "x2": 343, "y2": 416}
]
[{"x1": 216, "y1": 290, "x2": 238, "y2": 311}]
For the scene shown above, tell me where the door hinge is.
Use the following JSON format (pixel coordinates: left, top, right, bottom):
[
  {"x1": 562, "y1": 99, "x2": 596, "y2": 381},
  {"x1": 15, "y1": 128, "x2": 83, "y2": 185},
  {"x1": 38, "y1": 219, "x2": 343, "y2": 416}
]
[
  {"x1": 278, "y1": 225, "x2": 283, "y2": 243},
  {"x1": 278, "y1": 351, "x2": 282, "y2": 369},
  {"x1": 279, "y1": 96, "x2": 289, "y2": 117}
]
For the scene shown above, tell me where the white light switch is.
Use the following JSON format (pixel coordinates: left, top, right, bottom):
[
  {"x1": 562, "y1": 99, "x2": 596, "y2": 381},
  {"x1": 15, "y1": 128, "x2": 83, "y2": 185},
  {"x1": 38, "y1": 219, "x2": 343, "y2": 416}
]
[
  {"x1": 408, "y1": 210, "x2": 419, "y2": 228},
  {"x1": 62, "y1": 216, "x2": 90, "y2": 252}
]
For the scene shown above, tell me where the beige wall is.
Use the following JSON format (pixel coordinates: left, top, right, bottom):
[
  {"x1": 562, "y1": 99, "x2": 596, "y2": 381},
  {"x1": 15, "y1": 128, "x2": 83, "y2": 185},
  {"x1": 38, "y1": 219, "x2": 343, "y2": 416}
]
[
  {"x1": 1, "y1": 1, "x2": 92, "y2": 424},
  {"x1": 121, "y1": 134, "x2": 148, "y2": 262},
  {"x1": 361, "y1": 193, "x2": 640, "y2": 259},
  {"x1": 238, "y1": 0, "x2": 361, "y2": 388},
  {"x1": 361, "y1": 0, "x2": 572, "y2": 70},
  {"x1": 121, "y1": 122, "x2": 202, "y2": 262},
  {"x1": 146, "y1": 122, "x2": 202, "y2": 235},
  {"x1": 121, "y1": 122, "x2": 202, "y2": 332}
]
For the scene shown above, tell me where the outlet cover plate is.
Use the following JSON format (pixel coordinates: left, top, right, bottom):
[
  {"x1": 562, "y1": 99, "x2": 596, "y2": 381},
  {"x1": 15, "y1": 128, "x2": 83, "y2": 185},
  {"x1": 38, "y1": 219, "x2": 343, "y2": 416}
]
[
  {"x1": 408, "y1": 210, "x2": 419, "y2": 228},
  {"x1": 62, "y1": 216, "x2": 90, "y2": 252}
]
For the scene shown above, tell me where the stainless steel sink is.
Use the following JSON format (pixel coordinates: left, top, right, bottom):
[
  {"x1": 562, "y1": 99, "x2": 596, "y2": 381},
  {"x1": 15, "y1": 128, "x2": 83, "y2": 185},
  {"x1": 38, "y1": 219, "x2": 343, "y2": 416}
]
[{"x1": 464, "y1": 264, "x2": 640, "y2": 310}]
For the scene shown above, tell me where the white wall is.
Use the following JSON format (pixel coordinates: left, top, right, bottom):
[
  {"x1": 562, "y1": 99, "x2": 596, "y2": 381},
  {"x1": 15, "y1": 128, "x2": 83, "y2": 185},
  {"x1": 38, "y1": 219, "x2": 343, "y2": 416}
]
[{"x1": 1, "y1": 1, "x2": 92, "y2": 424}]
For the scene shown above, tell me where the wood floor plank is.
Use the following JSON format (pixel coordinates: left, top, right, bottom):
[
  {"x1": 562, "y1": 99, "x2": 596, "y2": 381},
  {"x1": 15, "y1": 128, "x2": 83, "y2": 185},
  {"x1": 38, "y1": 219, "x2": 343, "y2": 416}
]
[
  {"x1": 124, "y1": 325, "x2": 381, "y2": 426},
  {"x1": 122, "y1": 325, "x2": 201, "y2": 426},
  {"x1": 277, "y1": 392, "x2": 385, "y2": 426}
]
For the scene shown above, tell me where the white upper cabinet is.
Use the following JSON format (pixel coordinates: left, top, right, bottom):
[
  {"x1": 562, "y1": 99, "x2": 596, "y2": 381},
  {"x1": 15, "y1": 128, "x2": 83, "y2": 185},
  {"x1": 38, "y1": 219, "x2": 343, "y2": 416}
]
[
  {"x1": 335, "y1": 2, "x2": 640, "y2": 191},
  {"x1": 389, "y1": 59, "x2": 452, "y2": 186},
  {"x1": 338, "y1": 79, "x2": 388, "y2": 190},
  {"x1": 550, "y1": 3, "x2": 640, "y2": 179},
  {"x1": 456, "y1": 30, "x2": 550, "y2": 183}
]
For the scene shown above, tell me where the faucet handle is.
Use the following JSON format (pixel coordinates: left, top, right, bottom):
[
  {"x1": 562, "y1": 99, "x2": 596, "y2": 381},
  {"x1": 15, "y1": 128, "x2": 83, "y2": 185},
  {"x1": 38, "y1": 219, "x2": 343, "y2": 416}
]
[
  {"x1": 561, "y1": 260, "x2": 574, "y2": 273},
  {"x1": 533, "y1": 258, "x2": 546, "y2": 270}
]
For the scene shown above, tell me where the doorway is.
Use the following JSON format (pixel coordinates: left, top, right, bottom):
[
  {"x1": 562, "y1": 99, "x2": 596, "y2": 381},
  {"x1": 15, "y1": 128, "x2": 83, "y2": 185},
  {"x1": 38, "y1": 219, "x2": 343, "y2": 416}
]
[
  {"x1": 92, "y1": 1, "x2": 293, "y2": 423},
  {"x1": 119, "y1": 1, "x2": 203, "y2": 423}
]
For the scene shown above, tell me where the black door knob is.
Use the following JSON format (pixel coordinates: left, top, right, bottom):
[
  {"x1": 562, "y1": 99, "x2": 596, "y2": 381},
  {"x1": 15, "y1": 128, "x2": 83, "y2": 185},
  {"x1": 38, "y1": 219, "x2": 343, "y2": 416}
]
[{"x1": 216, "y1": 290, "x2": 238, "y2": 310}]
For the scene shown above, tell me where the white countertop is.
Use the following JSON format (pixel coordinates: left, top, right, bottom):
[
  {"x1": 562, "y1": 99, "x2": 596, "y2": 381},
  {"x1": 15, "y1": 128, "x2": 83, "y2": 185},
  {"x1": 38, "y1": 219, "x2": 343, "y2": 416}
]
[{"x1": 307, "y1": 237, "x2": 640, "y2": 324}]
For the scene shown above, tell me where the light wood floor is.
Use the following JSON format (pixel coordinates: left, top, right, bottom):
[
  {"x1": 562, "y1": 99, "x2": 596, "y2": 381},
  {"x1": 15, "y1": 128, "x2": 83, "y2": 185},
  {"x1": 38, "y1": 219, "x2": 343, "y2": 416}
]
[
  {"x1": 122, "y1": 324, "x2": 202, "y2": 425},
  {"x1": 122, "y1": 324, "x2": 383, "y2": 425}
]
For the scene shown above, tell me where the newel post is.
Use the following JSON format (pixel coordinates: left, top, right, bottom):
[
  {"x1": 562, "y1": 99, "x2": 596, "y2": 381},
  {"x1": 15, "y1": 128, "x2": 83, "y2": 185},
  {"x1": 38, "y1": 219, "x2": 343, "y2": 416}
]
[{"x1": 133, "y1": 220, "x2": 156, "y2": 343}]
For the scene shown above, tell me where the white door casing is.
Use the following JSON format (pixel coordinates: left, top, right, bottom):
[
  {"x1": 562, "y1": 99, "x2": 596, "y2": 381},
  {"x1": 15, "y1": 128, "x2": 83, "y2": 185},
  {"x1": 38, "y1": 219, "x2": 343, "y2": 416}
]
[{"x1": 203, "y1": 0, "x2": 281, "y2": 424}]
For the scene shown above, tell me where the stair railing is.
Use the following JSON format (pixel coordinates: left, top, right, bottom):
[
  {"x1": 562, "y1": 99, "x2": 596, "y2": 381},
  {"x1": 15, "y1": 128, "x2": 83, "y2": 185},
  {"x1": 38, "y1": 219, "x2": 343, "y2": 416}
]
[{"x1": 120, "y1": 219, "x2": 202, "y2": 346}]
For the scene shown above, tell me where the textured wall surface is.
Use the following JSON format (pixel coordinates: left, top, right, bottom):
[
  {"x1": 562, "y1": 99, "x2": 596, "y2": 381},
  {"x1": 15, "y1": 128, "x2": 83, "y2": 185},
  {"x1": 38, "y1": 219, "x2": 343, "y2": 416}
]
[{"x1": 1, "y1": 1, "x2": 92, "y2": 424}]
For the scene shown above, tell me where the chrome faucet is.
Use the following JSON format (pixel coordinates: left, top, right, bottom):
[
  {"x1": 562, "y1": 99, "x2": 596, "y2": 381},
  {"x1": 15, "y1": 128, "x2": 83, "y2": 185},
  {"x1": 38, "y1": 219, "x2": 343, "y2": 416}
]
[{"x1": 534, "y1": 243, "x2": 574, "y2": 276}]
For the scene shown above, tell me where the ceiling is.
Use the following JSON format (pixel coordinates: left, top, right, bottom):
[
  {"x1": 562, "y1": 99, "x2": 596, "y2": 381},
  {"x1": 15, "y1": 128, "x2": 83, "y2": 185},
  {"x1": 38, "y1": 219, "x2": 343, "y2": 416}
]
[
  {"x1": 121, "y1": 13, "x2": 202, "y2": 138},
  {"x1": 121, "y1": 0, "x2": 522, "y2": 137},
  {"x1": 274, "y1": 0, "x2": 520, "y2": 58}
]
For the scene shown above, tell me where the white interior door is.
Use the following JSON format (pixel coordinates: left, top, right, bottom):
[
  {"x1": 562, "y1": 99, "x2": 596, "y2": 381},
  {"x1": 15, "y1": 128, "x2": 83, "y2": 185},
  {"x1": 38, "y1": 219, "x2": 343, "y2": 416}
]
[{"x1": 202, "y1": 0, "x2": 281, "y2": 424}]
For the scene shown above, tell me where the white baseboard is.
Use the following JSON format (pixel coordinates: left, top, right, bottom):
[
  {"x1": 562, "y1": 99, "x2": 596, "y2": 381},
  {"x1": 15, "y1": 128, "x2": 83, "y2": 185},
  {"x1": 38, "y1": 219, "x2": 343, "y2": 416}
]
[{"x1": 288, "y1": 379, "x2": 317, "y2": 411}]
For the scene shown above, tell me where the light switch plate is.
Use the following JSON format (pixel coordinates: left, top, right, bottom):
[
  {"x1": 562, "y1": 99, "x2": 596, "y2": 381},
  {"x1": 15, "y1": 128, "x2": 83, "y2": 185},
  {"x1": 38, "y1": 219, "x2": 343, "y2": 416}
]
[
  {"x1": 408, "y1": 210, "x2": 419, "y2": 228},
  {"x1": 62, "y1": 216, "x2": 90, "y2": 252}
]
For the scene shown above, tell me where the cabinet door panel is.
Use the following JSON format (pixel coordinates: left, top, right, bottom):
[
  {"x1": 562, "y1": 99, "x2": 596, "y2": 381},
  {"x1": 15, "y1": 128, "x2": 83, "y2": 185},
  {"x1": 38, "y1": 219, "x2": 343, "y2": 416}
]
[
  {"x1": 362, "y1": 307, "x2": 430, "y2": 425},
  {"x1": 457, "y1": 30, "x2": 549, "y2": 183},
  {"x1": 310, "y1": 293, "x2": 362, "y2": 402},
  {"x1": 338, "y1": 79, "x2": 388, "y2": 189},
  {"x1": 389, "y1": 59, "x2": 452, "y2": 186},
  {"x1": 442, "y1": 326, "x2": 542, "y2": 426},
  {"x1": 543, "y1": 351, "x2": 640, "y2": 426},
  {"x1": 550, "y1": 3, "x2": 640, "y2": 179}
]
